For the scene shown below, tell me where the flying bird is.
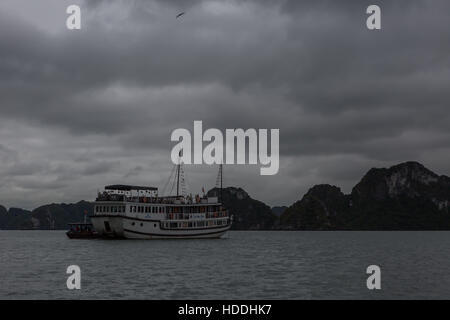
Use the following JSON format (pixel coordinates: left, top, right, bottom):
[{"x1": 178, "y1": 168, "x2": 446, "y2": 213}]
[{"x1": 176, "y1": 12, "x2": 185, "y2": 19}]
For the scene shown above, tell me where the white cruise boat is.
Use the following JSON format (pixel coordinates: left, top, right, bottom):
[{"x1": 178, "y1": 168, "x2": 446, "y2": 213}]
[{"x1": 90, "y1": 165, "x2": 232, "y2": 239}]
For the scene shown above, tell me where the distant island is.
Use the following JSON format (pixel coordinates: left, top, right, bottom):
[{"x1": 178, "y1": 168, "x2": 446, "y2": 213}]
[{"x1": 1, "y1": 161, "x2": 450, "y2": 230}]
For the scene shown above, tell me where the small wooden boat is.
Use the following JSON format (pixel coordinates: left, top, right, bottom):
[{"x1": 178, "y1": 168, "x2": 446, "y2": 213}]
[{"x1": 66, "y1": 222, "x2": 100, "y2": 239}]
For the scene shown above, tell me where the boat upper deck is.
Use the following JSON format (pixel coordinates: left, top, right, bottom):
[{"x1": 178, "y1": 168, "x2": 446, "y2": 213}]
[{"x1": 96, "y1": 184, "x2": 221, "y2": 205}]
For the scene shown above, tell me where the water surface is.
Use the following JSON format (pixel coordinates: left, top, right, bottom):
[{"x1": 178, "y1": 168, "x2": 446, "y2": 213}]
[{"x1": 1, "y1": 231, "x2": 449, "y2": 299}]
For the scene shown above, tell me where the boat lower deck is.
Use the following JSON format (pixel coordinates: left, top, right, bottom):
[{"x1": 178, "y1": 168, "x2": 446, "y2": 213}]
[{"x1": 90, "y1": 214, "x2": 231, "y2": 239}]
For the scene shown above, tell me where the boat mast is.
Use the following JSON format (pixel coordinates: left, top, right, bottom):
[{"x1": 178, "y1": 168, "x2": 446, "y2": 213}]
[
  {"x1": 176, "y1": 164, "x2": 180, "y2": 197},
  {"x1": 219, "y1": 164, "x2": 223, "y2": 203},
  {"x1": 176, "y1": 150, "x2": 182, "y2": 197}
]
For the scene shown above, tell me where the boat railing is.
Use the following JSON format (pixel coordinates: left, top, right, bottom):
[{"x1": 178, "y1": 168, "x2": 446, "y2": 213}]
[
  {"x1": 165, "y1": 211, "x2": 229, "y2": 220},
  {"x1": 96, "y1": 194, "x2": 218, "y2": 205},
  {"x1": 160, "y1": 217, "x2": 230, "y2": 230}
]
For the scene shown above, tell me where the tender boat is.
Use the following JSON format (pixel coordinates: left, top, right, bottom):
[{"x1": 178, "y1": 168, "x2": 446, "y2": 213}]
[{"x1": 66, "y1": 222, "x2": 100, "y2": 239}]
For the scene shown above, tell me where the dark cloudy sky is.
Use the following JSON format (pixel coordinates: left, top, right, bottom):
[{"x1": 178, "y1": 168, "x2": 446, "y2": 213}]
[{"x1": 1, "y1": 0, "x2": 450, "y2": 209}]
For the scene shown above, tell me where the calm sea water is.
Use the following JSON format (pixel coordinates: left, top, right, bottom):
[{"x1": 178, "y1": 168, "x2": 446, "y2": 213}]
[{"x1": 1, "y1": 230, "x2": 450, "y2": 299}]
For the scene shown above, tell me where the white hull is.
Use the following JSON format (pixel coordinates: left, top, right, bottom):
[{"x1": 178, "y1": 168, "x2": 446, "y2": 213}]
[{"x1": 91, "y1": 214, "x2": 231, "y2": 239}]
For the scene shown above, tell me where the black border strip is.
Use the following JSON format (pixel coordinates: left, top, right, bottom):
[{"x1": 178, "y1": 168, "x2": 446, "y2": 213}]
[{"x1": 1, "y1": 300, "x2": 445, "y2": 319}]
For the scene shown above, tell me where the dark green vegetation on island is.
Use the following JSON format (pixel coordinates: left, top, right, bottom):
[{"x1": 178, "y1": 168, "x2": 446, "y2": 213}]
[
  {"x1": 0, "y1": 201, "x2": 92, "y2": 230},
  {"x1": 207, "y1": 187, "x2": 278, "y2": 230},
  {"x1": 1, "y1": 162, "x2": 450, "y2": 230},
  {"x1": 279, "y1": 161, "x2": 450, "y2": 230}
]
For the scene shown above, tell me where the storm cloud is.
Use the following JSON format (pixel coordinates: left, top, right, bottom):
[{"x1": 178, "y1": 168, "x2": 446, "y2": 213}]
[{"x1": 1, "y1": 0, "x2": 450, "y2": 209}]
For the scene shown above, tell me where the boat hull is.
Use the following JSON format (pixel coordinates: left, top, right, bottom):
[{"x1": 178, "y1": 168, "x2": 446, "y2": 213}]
[{"x1": 90, "y1": 214, "x2": 231, "y2": 239}]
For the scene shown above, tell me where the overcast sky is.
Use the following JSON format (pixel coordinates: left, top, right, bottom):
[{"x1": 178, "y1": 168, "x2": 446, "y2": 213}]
[{"x1": 1, "y1": 0, "x2": 450, "y2": 209}]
